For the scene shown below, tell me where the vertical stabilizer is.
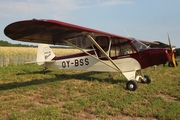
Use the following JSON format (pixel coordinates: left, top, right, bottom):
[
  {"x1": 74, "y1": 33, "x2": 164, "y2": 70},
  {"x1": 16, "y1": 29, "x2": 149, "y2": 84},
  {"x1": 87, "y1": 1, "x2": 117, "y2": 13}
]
[{"x1": 37, "y1": 44, "x2": 55, "y2": 66}]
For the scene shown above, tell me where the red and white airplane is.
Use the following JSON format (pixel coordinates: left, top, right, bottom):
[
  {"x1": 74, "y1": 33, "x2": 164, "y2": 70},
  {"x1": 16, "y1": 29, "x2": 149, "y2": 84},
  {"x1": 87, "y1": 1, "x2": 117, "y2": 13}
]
[{"x1": 4, "y1": 19, "x2": 171, "y2": 91}]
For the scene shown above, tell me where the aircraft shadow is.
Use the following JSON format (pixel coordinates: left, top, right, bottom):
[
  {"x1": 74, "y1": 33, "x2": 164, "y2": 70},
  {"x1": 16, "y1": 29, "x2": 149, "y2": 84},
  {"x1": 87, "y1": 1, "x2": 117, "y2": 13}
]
[
  {"x1": 54, "y1": 71, "x2": 126, "y2": 84},
  {"x1": 0, "y1": 71, "x2": 126, "y2": 91},
  {"x1": 15, "y1": 70, "x2": 52, "y2": 75}
]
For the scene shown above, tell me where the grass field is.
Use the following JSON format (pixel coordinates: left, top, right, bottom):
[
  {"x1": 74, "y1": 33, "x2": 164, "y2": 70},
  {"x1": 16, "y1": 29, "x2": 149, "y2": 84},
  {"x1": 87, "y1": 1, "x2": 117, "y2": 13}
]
[{"x1": 0, "y1": 63, "x2": 179, "y2": 120}]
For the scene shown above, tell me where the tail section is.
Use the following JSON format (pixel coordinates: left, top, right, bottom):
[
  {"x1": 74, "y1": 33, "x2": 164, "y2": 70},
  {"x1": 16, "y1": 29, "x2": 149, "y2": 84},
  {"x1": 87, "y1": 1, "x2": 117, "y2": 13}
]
[{"x1": 37, "y1": 44, "x2": 55, "y2": 66}]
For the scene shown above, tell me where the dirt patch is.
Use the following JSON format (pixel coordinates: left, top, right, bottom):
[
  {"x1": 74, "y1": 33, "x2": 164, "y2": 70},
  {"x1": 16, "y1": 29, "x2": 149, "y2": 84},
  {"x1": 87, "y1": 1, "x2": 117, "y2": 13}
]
[
  {"x1": 157, "y1": 94, "x2": 178, "y2": 102},
  {"x1": 76, "y1": 112, "x2": 157, "y2": 120},
  {"x1": 107, "y1": 116, "x2": 157, "y2": 120}
]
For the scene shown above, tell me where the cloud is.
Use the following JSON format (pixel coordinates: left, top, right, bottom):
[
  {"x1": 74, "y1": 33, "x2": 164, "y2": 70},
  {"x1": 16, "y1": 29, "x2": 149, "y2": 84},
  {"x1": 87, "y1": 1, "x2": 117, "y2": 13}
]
[
  {"x1": 0, "y1": 0, "x2": 133, "y2": 21},
  {"x1": 0, "y1": 0, "x2": 133, "y2": 13},
  {"x1": 96, "y1": 0, "x2": 133, "y2": 7},
  {"x1": 1, "y1": 1, "x2": 39, "y2": 13},
  {"x1": 0, "y1": 0, "x2": 84, "y2": 19}
]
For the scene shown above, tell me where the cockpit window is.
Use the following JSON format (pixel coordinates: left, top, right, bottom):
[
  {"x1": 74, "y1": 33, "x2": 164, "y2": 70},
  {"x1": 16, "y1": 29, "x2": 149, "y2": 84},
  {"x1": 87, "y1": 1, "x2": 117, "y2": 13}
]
[
  {"x1": 109, "y1": 40, "x2": 136, "y2": 57},
  {"x1": 131, "y1": 39, "x2": 148, "y2": 52}
]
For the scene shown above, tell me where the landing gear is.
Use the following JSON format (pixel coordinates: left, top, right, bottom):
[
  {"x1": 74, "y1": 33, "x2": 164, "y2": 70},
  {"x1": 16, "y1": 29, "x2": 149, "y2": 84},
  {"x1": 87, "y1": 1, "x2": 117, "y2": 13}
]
[
  {"x1": 126, "y1": 80, "x2": 138, "y2": 91},
  {"x1": 168, "y1": 61, "x2": 178, "y2": 67},
  {"x1": 126, "y1": 75, "x2": 151, "y2": 91},
  {"x1": 125, "y1": 70, "x2": 152, "y2": 91},
  {"x1": 141, "y1": 75, "x2": 151, "y2": 84}
]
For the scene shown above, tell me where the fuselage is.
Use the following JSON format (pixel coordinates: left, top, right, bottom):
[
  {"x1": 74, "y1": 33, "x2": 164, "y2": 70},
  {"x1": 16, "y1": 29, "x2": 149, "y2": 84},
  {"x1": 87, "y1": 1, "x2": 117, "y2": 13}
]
[{"x1": 43, "y1": 47, "x2": 170, "y2": 72}]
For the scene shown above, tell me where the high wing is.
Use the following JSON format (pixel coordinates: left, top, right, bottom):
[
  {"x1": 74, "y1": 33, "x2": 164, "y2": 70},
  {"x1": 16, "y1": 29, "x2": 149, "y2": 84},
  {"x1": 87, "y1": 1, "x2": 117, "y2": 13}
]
[
  {"x1": 152, "y1": 41, "x2": 176, "y2": 48},
  {"x1": 4, "y1": 19, "x2": 133, "y2": 49},
  {"x1": 140, "y1": 40, "x2": 176, "y2": 48},
  {"x1": 139, "y1": 40, "x2": 159, "y2": 47},
  {"x1": 4, "y1": 19, "x2": 138, "y2": 73}
]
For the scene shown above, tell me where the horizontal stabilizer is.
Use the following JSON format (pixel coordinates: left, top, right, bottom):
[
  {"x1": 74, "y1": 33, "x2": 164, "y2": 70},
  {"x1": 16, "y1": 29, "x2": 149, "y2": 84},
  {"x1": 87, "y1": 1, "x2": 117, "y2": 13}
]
[{"x1": 25, "y1": 60, "x2": 55, "y2": 64}]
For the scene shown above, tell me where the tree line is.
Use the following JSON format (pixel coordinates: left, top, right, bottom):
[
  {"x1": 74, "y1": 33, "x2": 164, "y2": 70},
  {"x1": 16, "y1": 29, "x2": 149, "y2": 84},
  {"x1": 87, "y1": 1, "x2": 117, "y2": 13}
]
[{"x1": 0, "y1": 40, "x2": 37, "y2": 47}]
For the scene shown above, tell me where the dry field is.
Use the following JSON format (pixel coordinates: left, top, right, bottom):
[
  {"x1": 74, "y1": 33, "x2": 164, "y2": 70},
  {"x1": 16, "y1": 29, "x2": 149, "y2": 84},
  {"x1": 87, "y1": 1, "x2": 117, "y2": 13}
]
[{"x1": 0, "y1": 46, "x2": 80, "y2": 66}]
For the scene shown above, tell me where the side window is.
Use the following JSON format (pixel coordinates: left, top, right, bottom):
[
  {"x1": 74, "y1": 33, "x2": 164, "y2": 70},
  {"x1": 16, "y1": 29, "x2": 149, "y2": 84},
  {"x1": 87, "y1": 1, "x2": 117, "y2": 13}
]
[
  {"x1": 119, "y1": 43, "x2": 135, "y2": 55},
  {"x1": 110, "y1": 46, "x2": 120, "y2": 57},
  {"x1": 95, "y1": 36, "x2": 110, "y2": 57},
  {"x1": 110, "y1": 42, "x2": 136, "y2": 57}
]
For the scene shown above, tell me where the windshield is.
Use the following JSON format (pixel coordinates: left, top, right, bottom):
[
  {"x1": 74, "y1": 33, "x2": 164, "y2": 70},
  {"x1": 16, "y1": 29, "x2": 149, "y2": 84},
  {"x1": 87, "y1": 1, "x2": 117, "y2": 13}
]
[{"x1": 131, "y1": 39, "x2": 148, "y2": 52}]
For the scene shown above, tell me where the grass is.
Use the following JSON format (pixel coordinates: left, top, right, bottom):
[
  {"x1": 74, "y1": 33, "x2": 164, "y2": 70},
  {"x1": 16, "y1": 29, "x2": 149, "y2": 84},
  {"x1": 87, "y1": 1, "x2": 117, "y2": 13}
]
[{"x1": 0, "y1": 63, "x2": 179, "y2": 120}]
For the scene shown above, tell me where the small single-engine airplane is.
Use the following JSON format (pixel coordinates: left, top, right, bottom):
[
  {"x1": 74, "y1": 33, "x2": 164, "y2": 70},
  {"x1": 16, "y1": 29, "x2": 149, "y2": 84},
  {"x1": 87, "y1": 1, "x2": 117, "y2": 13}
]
[{"x1": 4, "y1": 19, "x2": 171, "y2": 91}]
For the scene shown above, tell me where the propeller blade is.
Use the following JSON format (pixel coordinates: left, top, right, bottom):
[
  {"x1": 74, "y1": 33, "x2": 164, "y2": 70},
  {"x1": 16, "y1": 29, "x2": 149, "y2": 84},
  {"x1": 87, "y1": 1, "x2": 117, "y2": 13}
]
[
  {"x1": 172, "y1": 52, "x2": 176, "y2": 67},
  {"x1": 167, "y1": 33, "x2": 176, "y2": 67}
]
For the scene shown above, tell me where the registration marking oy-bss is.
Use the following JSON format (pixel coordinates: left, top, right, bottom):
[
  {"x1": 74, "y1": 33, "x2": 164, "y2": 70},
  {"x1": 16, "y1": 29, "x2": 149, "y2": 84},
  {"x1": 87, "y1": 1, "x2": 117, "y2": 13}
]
[{"x1": 62, "y1": 58, "x2": 89, "y2": 68}]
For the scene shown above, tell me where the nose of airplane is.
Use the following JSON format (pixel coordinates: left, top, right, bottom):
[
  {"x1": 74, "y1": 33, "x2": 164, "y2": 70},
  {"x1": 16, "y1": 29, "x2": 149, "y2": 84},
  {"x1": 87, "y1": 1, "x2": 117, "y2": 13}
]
[
  {"x1": 149, "y1": 48, "x2": 171, "y2": 66},
  {"x1": 135, "y1": 48, "x2": 171, "y2": 69},
  {"x1": 165, "y1": 49, "x2": 171, "y2": 61}
]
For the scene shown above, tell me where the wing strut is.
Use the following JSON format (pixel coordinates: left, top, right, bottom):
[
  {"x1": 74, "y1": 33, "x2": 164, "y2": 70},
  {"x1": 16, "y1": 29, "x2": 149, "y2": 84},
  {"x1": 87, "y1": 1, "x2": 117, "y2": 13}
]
[
  {"x1": 87, "y1": 35, "x2": 122, "y2": 73},
  {"x1": 64, "y1": 40, "x2": 119, "y2": 71}
]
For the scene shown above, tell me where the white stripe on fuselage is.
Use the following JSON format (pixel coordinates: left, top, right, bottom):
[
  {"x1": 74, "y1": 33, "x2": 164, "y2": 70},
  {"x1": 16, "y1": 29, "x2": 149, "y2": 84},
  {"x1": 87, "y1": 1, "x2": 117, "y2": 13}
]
[{"x1": 43, "y1": 55, "x2": 141, "y2": 73}]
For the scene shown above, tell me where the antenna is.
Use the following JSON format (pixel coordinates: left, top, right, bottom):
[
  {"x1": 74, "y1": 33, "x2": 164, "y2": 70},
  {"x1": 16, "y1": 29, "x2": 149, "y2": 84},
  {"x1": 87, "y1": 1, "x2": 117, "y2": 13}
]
[{"x1": 123, "y1": 29, "x2": 131, "y2": 37}]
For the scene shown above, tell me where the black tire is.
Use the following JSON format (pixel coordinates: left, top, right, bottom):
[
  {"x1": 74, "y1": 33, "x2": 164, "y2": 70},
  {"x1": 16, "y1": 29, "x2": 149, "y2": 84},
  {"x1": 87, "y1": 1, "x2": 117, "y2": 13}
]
[
  {"x1": 141, "y1": 75, "x2": 151, "y2": 84},
  {"x1": 168, "y1": 61, "x2": 173, "y2": 67},
  {"x1": 126, "y1": 80, "x2": 138, "y2": 91},
  {"x1": 176, "y1": 61, "x2": 178, "y2": 66},
  {"x1": 168, "y1": 61, "x2": 178, "y2": 67}
]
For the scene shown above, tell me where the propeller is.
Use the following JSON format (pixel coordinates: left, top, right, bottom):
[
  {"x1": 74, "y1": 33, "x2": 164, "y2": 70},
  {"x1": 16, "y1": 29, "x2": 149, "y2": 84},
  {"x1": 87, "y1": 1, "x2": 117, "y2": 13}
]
[{"x1": 167, "y1": 33, "x2": 176, "y2": 67}]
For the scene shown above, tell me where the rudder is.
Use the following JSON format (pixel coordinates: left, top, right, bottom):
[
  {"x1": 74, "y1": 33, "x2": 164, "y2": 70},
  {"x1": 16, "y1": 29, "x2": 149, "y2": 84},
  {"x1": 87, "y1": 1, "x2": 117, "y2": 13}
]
[{"x1": 37, "y1": 44, "x2": 55, "y2": 66}]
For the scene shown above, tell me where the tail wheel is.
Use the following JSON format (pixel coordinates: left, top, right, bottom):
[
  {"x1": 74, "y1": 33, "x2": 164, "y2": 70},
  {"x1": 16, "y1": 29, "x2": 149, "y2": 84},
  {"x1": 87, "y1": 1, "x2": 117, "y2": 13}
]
[
  {"x1": 43, "y1": 67, "x2": 48, "y2": 74},
  {"x1": 126, "y1": 80, "x2": 138, "y2": 91},
  {"x1": 141, "y1": 75, "x2": 151, "y2": 84}
]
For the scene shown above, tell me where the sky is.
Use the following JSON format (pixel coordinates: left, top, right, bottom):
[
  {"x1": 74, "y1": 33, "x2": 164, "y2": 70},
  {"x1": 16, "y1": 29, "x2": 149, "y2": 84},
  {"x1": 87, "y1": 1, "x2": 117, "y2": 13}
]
[{"x1": 0, "y1": 0, "x2": 180, "y2": 47}]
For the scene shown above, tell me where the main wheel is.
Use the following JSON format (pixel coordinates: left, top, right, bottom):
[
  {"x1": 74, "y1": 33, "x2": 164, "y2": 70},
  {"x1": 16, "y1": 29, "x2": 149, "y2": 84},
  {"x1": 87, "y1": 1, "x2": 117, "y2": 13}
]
[
  {"x1": 168, "y1": 61, "x2": 173, "y2": 67},
  {"x1": 126, "y1": 80, "x2": 138, "y2": 91},
  {"x1": 141, "y1": 75, "x2": 151, "y2": 84},
  {"x1": 168, "y1": 61, "x2": 178, "y2": 67}
]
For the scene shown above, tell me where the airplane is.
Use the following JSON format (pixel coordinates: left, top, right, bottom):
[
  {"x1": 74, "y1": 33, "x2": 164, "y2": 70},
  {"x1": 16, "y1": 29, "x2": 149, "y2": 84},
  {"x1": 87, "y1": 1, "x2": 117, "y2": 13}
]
[{"x1": 4, "y1": 19, "x2": 171, "y2": 91}]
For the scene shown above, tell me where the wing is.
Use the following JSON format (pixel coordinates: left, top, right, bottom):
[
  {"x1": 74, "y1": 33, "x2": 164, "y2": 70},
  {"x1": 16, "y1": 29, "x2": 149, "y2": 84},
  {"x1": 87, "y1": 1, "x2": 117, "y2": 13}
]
[
  {"x1": 153, "y1": 41, "x2": 176, "y2": 48},
  {"x1": 140, "y1": 40, "x2": 176, "y2": 48},
  {"x1": 4, "y1": 19, "x2": 132, "y2": 49},
  {"x1": 139, "y1": 40, "x2": 159, "y2": 46}
]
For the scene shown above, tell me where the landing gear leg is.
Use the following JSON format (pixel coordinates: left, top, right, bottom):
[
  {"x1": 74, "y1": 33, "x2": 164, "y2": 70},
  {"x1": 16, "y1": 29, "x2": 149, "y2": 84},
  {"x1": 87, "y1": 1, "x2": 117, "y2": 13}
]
[
  {"x1": 135, "y1": 70, "x2": 151, "y2": 84},
  {"x1": 124, "y1": 70, "x2": 151, "y2": 91}
]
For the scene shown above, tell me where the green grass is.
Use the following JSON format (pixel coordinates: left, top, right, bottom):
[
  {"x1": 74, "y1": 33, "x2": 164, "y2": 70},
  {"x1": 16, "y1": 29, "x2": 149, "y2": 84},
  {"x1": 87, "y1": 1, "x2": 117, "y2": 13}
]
[{"x1": 0, "y1": 63, "x2": 180, "y2": 120}]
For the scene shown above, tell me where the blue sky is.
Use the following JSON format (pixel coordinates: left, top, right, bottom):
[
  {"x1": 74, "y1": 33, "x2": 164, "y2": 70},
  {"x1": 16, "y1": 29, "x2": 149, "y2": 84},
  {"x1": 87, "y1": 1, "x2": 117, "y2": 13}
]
[{"x1": 0, "y1": 0, "x2": 180, "y2": 47}]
